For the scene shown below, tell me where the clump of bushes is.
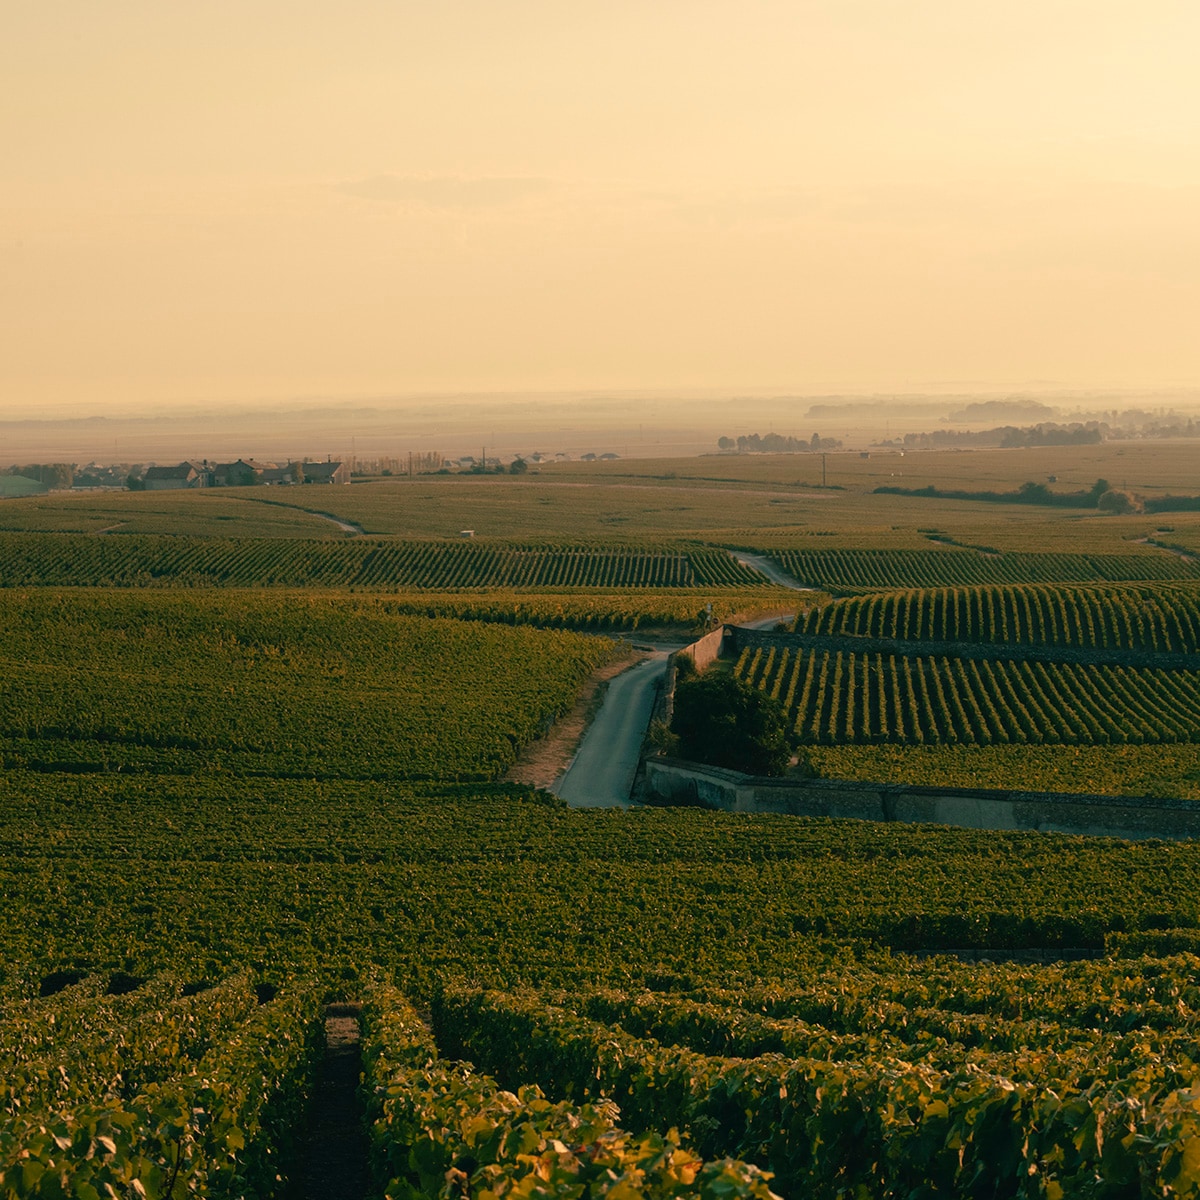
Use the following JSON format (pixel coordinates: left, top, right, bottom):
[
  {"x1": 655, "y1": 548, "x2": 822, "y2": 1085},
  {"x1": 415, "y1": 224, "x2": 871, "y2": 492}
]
[{"x1": 670, "y1": 667, "x2": 796, "y2": 777}]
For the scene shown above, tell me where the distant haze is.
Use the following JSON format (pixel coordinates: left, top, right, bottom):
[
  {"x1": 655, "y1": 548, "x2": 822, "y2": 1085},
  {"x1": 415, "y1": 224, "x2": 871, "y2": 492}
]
[
  {"x1": 5, "y1": 389, "x2": 1200, "y2": 466},
  {"x1": 3, "y1": 3, "x2": 1199, "y2": 414}
]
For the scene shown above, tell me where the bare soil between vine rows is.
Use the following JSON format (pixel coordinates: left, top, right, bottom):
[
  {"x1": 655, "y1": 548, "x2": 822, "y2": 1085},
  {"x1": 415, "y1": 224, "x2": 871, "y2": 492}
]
[{"x1": 503, "y1": 646, "x2": 651, "y2": 790}]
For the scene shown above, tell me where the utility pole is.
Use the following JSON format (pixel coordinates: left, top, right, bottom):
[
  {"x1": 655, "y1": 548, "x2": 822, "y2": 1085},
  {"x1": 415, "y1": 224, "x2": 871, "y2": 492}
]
[{"x1": 822, "y1": 453, "x2": 827, "y2": 488}]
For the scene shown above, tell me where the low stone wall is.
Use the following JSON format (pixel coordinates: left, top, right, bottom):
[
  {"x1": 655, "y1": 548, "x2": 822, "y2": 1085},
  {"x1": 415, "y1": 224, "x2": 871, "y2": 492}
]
[
  {"x1": 657, "y1": 624, "x2": 731, "y2": 727},
  {"x1": 643, "y1": 757, "x2": 1200, "y2": 840},
  {"x1": 676, "y1": 625, "x2": 728, "y2": 671}
]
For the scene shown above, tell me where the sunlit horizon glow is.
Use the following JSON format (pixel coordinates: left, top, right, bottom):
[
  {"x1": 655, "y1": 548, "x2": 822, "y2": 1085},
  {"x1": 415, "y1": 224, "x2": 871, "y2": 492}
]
[{"x1": 4, "y1": 2, "x2": 1199, "y2": 415}]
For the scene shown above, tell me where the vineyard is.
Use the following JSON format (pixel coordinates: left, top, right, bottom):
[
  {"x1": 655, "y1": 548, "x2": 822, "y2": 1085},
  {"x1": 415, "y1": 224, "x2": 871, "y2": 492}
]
[
  {"x1": 734, "y1": 643, "x2": 1200, "y2": 745},
  {"x1": 9, "y1": 450, "x2": 1200, "y2": 1194},
  {"x1": 434, "y1": 981, "x2": 1200, "y2": 1199},
  {"x1": 796, "y1": 580, "x2": 1200, "y2": 653},
  {"x1": 14, "y1": 958, "x2": 1200, "y2": 1196},
  {"x1": 365, "y1": 587, "x2": 801, "y2": 630},
  {"x1": 807, "y1": 742, "x2": 1200, "y2": 802},
  {"x1": 0, "y1": 972, "x2": 323, "y2": 1198},
  {"x1": 5, "y1": 773, "x2": 1200, "y2": 1194},
  {"x1": 766, "y1": 547, "x2": 1200, "y2": 591},
  {"x1": 0, "y1": 532, "x2": 768, "y2": 590},
  {"x1": 0, "y1": 591, "x2": 616, "y2": 780}
]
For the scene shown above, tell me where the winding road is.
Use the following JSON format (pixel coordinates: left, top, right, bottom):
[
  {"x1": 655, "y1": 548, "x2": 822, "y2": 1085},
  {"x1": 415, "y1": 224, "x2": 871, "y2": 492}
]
[
  {"x1": 730, "y1": 551, "x2": 814, "y2": 591},
  {"x1": 552, "y1": 570, "x2": 810, "y2": 808}
]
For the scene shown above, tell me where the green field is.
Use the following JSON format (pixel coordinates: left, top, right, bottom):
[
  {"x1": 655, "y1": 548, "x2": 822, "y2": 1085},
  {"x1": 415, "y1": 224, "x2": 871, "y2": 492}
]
[
  {"x1": 0, "y1": 591, "x2": 614, "y2": 780},
  {"x1": 798, "y1": 581, "x2": 1200, "y2": 651},
  {"x1": 4, "y1": 777, "x2": 1200, "y2": 1195},
  {"x1": 6, "y1": 443, "x2": 1200, "y2": 1195}
]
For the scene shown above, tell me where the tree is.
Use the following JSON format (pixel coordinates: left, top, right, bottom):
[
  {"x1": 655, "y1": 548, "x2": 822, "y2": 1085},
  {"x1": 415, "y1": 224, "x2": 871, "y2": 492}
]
[
  {"x1": 670, "y1": 671, "x2": 793, "y2": 776},
  {"x1": 509, "y1": 457, "x2": 529, "y2": 475},
  {"x1": 1098, "y1": 488, "x2": 1142, "y2": 515}
]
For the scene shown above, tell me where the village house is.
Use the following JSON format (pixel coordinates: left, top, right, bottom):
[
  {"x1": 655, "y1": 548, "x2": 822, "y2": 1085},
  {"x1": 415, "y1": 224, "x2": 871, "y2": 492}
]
[
  {"x1": 299, "y1": 460, "x2": 349, "y2": 484},
  {"x1": 142, "y1": 461, "x2": 210, "y2": 490},
  {"x1": 212, "y1": 459, "x2": 274, "y2": 487},
  {"x1": 259, "y1": 464, "x2": 299, "y2": 486}
]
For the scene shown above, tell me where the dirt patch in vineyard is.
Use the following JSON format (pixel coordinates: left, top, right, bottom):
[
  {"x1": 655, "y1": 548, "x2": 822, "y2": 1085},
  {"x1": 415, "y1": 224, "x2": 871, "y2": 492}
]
[
  {"x1": 504, "y1": 647, "x2": 651, "y2": 790},
  {"x1": 294, "y1": 1004, "x2": 368, "y2": 1200}
]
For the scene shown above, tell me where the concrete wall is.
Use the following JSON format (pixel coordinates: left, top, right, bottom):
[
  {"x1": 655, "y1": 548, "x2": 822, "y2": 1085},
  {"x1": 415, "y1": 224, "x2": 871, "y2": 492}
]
[
  {"x1": 658, "y1": 624, "x2": 733, "y2": 726},
  {"x1": 676, "y1": 625, "x2": 728, "y2": 671},
  {"x1": 644, "y1": 758, "x2": 1200, "y2": 841}
]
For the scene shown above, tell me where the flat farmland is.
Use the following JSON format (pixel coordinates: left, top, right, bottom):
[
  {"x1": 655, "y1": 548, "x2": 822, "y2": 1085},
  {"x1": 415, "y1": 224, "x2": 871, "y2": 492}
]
[
  {"x1": 0, "y1": 491, "x2": 345, "y2": 537},
  {"x1": 5, "y1": 441, "x2": 1200, "y2": 561},
  {"x1": 545, "y1": 440, "x2": 1200, "y2": 495}
]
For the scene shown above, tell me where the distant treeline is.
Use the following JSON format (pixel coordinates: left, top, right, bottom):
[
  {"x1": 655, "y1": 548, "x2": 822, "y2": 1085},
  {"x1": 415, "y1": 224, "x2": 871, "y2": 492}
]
[
  {"x1": 1146, "y1": 495, "x2": 1200, "y2": 513},
  {"x1": 874, "y1": 477, "x2": 1200, "y2": 515},
  {"x1": 874, "y1": 479, "x2": 1112, "y2": 508},
  {"x1": 886, "y1": 416, "x2": 1200, "y2": 451},
  {"x1": 718, "y1": 432, "x2": 843, "y2": 453},
  {"x1": 894, "y1": 423, "x2": 1103, "y2": 450}
]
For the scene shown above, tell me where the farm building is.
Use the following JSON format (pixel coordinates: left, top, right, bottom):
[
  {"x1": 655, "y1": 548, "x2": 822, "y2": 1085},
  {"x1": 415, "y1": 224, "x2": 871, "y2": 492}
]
[
  {"x1": 259, "y1": 464, "x2": 299, "y2": 485},
  {"x1": 300, "y1": 460, "x2": 349, "y2": 484},
  {"x1": 212, "y1": 459, "x2": 275, "y2": 487},
  {"x1": 143, "y1": 461, "x2": 210, "y2": 490}
]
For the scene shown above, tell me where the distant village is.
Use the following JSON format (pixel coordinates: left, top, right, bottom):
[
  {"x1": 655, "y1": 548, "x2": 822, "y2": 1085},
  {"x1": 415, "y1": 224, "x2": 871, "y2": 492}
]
[
  {"x1": 1, "y1": 450, "x2": 622, "y2": 496},
  {"x1": 133, "y1": 459, "x2": 349, "y2": 489}
]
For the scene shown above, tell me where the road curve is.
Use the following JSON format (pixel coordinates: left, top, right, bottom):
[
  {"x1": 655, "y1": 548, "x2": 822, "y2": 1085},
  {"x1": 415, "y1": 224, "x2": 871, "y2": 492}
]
[
  {"x1": 553, "y1": 650, "x2": 676, "y2": 808},
  {"x1": 552, "y1": 612, "x2": 796, "y2": 809},
  {"x1": 731, "y1": 551, "x2": 814, "y2": 590}
]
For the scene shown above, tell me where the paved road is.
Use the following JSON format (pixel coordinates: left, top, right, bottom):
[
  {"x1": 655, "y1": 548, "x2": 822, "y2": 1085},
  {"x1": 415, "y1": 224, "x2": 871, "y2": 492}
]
[
  {"x1": 552, "y1": 613, "x2": 799, "y2": 809},
  {"x1": 553, "y1": 650, "x2": 676, "y2": 808}
]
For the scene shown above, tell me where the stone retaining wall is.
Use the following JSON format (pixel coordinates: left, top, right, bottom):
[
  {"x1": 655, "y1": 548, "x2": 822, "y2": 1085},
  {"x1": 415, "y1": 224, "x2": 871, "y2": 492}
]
[{"x1": 644, "y1": 757, "x2": 1200, "y2": 840}]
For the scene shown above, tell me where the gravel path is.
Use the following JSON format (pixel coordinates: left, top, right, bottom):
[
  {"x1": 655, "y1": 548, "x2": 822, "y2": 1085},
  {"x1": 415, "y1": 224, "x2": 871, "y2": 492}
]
[{"x1": 730, "y1": 551, "x2": 815, "y2": 590}]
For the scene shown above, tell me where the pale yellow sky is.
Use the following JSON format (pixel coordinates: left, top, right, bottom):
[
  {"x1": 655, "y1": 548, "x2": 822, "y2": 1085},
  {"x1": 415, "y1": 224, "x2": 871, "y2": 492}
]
[{"x1": 3, "y1": 2, "x2": 1199, "y2": 415}]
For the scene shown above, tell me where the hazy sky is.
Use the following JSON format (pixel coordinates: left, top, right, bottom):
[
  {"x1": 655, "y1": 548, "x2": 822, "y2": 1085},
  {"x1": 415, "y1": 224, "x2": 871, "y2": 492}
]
[{"x1": 4, "y1": 2, "x2": 1199, "y2": 415}]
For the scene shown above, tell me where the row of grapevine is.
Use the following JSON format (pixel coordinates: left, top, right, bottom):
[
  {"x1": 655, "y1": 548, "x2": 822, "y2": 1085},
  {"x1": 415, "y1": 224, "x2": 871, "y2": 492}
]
[
  {"x1": 371, "y1": 587, "x2": 801, "y2": 630},
  {"x1": 0, "y1": 591, "x2": 617, "y2": 781},
  {"x1": 5, "y1": 770, "x2": 1200, "y2": 978},
  {"x1": 737, "y1": 645, "x2": 1200, "y2": 745},
  {"x1": 798, "y1": 580, "x2": 1200, "y2": 653},
  {"x1": 768, "y1": 547, "x2": 1200, "y2": 590},
  {"x1": 0, "y1": 975, "x2": 323, "y2": 1198},
  {"x1": 360, "y1": 981, "x2": 780, "y2": 1199},
  {"x1": 0, "y1": 532, "x2": 769, "y2": 589},
  {"x1": 701, "y1": 956, "x2": 1200, "y2": 1032},
  {"x1": 575, "y1": 986, "x2": 1199, "y2": 1080},
  {"x1": 433, "y1": 986, "x2": 1200, "y2": 1200},
  {"x1": 0, "y1": 973, "x2": 259, "y2": 1118}
]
